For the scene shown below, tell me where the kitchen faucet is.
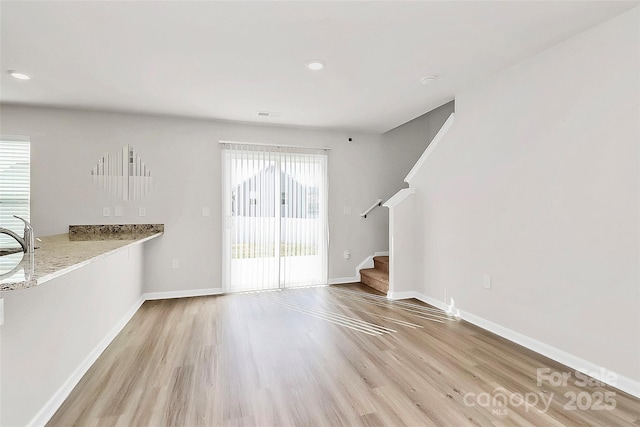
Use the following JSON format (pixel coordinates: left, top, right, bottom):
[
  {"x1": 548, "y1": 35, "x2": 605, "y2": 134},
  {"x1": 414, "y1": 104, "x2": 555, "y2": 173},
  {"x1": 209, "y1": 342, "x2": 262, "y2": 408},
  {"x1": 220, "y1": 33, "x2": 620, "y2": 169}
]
[{"x1": 0, "y1": 215, "x2": 35, "y2": 253}]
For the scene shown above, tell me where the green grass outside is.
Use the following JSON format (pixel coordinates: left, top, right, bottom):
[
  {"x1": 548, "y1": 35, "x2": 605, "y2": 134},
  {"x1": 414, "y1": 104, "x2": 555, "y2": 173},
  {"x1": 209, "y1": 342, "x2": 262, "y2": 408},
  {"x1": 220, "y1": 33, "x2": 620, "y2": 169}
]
[{"x1": 232, "y1": 243, "x2": 318, "y2": 259}]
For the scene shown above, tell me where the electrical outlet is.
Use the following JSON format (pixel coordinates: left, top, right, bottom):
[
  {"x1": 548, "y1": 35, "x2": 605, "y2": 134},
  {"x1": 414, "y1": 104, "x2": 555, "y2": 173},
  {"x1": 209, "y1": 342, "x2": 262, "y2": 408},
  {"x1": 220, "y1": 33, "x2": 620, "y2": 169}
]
[
  {"x1": 114, "y1": 206, "x2": 123, "y2": 217},
  {"x1": 102, "y1": 207, "x2": 110, "y2": 217},
  {"x1": 172, "y1": 259, "x2": 179, "y2": 269},
  {"x1": 202, "y1": 207, "x2": 210, "y2": 217},
  {"x1": 139, "y1": 207, "x2": 146, "y2": 217},
  {"x1": 483, "y1": 274, "x2": 492, "y2": 290}
]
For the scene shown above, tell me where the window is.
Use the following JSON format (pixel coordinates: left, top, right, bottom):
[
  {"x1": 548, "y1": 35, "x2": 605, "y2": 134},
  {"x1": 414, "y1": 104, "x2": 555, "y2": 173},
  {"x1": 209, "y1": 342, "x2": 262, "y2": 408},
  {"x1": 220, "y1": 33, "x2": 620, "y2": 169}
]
[
  {"x1": 222, "y1": 142, "x2": 328, "y2": 291},
  {"x1": 0, "y1": 136, "x2": 30, "y2": 247}
]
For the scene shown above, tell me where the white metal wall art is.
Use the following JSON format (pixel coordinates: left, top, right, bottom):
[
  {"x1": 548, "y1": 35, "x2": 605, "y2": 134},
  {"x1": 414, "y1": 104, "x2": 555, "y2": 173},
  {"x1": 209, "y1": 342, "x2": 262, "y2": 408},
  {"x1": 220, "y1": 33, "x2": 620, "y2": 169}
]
[{"x1": 89, "y1": 145, "x2": 153, "y2": 201}]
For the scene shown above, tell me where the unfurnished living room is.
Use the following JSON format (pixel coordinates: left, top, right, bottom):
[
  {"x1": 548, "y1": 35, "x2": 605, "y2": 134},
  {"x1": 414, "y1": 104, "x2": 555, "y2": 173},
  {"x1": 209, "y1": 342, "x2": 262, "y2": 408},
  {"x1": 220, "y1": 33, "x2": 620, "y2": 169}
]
[{"x1": 0, "y1": 1, "x2": 639, "y2": 426}]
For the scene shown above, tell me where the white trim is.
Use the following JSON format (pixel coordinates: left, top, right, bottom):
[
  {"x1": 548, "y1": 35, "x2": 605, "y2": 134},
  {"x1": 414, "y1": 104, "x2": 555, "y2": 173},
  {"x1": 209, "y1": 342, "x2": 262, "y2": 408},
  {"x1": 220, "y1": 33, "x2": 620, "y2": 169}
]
[
  {"x1": 404, "y1": 113, "x2": 455, "y2": 185},
  {"x1": 374, "y1": 251, "x2": 389, "y2": 257},
  {"x1": 219, "y1": 139, "x2": 331, "y2": 151},
  {"x1": 611, "y1": 374, "x2": 640, "y2": 399},
  {"x1": 387, "y1": 290, "x2": 448, "y2": 311},
  {"x1": 355, "y1": 255, "x2": 373, "y2": 280},
  {"x1": 387, "y1": 290, "x2": 421, "y2": 300},
  {"x1": 383, "y1": 188, "x2": 415, "y2": 208},
  {"x1": 27, "y1": 296, "x2": 146, "y2": 427},
  {"x1": 459, "y1": 309, "x2": 640, "y2": 398},
  {"x1": 390, "y1": 291, "x2": 640, "y2": 399},
  {"x1": 143, "y1": 288, "x2": 224, "y2": 300},
  {"x1": 327, "y1": 276, "x2": 360, "y2": 285}
]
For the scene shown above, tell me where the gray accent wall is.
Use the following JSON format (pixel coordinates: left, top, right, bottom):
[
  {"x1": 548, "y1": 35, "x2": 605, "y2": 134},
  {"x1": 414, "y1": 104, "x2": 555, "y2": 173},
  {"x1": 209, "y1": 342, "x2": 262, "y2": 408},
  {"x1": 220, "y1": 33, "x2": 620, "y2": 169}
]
[{"x1": 383, "y1": 101, "x2": 454, "y2": 179}]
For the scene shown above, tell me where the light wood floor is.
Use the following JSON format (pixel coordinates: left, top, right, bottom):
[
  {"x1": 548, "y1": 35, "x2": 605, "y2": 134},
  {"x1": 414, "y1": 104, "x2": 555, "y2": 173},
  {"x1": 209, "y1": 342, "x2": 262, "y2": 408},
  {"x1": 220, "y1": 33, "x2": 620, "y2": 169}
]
[{"x1": 48, "y1": 284, "x2": 640, "y2": 426}]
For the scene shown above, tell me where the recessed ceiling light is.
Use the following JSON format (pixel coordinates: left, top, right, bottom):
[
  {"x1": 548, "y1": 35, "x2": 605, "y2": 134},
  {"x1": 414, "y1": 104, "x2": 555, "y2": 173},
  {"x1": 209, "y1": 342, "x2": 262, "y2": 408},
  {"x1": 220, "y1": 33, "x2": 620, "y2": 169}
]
[
  {"x1": 420, "y1": 75, "x2": 438, "y2": 85},
  {"x1": 7, "y1": 70, "x2": 31, "y2": 80},
  {"x1": 306, "y1": 60, "x2": 325, "y2": 71}
]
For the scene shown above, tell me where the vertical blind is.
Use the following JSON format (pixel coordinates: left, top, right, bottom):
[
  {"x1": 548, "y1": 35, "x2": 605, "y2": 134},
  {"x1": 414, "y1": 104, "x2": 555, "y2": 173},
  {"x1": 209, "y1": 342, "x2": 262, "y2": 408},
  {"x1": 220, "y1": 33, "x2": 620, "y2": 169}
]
[
  {"x1": 0, "y1": 136, "x2": 30, "y2": 247},
  {"x1": 221, "y1": 142, "x2": 328, "y2": 292}
]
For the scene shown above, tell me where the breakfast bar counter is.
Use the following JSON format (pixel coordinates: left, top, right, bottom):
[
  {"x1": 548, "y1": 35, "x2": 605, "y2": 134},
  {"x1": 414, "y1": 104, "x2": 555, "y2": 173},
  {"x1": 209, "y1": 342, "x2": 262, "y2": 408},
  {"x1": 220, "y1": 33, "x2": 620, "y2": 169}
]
[{"x1": 0, "y1": 224, "x2": 163, "y2": 291}]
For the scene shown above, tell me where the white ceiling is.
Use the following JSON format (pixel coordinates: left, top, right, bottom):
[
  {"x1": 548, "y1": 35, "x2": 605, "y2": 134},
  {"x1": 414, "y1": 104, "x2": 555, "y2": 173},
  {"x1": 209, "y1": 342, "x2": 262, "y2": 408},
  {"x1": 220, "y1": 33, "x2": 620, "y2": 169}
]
[{"x1": 1, "y1": 1, "x2": 637, "y2": 133}]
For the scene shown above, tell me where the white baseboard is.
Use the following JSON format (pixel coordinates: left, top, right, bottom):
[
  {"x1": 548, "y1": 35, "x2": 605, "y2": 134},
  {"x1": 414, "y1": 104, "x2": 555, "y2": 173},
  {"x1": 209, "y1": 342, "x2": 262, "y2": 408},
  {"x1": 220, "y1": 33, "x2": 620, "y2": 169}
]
[
  {"x1": 387, "y1": 290, "x2": 415, "y2": 300},
  {"x1": 355, "y1": 255, "x2": 373, "y2": 276},
  {"x1": 27, "y1": 296, "x2": 146, "y2": 427},
  {"x1": 374, "y1": 251, "x2": 389, "y2": 256},
  {"x1": 387, "y1": 290, "x2": 448, "y2": 311},
  {"x1": 327, "y1": 276, "x2": 360, "y2": 285},
  {"x1": 390, "y1": 291, "x2": 640, "y2": 399},
  {"x1": 143, "y1": 288, "x2": 224, "y2": 300}
]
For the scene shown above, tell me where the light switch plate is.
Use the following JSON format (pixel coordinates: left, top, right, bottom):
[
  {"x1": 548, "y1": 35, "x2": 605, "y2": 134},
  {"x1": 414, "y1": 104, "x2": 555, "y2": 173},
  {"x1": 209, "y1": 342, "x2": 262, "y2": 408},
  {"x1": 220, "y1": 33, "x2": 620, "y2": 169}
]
[
  {"x1": 172, "y1": 259, "x2": 180, "y2": 269},
  {"x1": 139, "y1": 207, "x2": 146, "y2": 217},
  {"x1": 202, "y1": 207, "x2": 210, "y2": 217},
  {"x1": 102, "y1": 207, "x2": 110, "y2": 217},
  {"x1": 343, "y1": 207, "x2": 351, "y2": 215}
]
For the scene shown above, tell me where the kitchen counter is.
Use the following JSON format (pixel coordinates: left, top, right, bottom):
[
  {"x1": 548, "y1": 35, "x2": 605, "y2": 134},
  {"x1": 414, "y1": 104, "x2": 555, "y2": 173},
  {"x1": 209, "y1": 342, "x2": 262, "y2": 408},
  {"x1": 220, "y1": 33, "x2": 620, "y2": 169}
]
[{"x1": 0, "y1": 230, "x2": 162, "y2": 291}]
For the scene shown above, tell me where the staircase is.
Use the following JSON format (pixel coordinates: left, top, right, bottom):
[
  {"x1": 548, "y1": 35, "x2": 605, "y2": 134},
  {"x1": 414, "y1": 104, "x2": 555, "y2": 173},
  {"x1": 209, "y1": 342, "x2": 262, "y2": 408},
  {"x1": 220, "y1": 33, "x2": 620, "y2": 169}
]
[{"x1": 359, "y1": 256, "x2": 389, "y2": 294}]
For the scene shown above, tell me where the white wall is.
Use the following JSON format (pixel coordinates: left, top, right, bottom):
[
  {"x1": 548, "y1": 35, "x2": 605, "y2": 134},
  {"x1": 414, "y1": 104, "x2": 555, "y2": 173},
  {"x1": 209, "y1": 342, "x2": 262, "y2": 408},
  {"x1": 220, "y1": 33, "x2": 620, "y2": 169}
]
[
  {"x1": 403, "y1": 7, "x2": 639, "y2": 384},
  {"x1": 0, "y1": 106, "x2": 445, "y2": 291},
  {"x1": 387, "y1": 191, "x2": 419, "y2": 296},
  {"x1": 1, "y1": 244, "x2": 145, "y2": 426}
]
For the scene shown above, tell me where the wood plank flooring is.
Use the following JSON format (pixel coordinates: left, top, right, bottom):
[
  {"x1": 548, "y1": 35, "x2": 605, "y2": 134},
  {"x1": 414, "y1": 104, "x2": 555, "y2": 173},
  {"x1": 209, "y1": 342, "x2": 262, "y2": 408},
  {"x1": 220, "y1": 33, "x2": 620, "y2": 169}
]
[{"x1": 48, "y1": 284, "x2": 640, "y2": 426}]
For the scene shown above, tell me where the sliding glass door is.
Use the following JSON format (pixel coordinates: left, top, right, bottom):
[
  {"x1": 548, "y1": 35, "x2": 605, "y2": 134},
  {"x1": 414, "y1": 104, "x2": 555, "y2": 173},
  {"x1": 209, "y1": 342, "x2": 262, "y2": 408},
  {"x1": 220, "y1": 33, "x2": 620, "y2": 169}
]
[{"x1": 222, "y1": 143, "x2": 328, "y2": 292}]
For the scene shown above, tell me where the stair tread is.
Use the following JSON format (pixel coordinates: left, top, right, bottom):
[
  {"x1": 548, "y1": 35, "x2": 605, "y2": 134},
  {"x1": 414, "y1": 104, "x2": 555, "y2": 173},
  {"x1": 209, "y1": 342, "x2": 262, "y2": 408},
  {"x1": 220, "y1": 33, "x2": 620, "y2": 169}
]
[
  {"x1": 360, "y1": 268, "x2": 389, "y2": 283},
  {"x1": 373, "y1": 256, "x2": 389, "y2": 263}
]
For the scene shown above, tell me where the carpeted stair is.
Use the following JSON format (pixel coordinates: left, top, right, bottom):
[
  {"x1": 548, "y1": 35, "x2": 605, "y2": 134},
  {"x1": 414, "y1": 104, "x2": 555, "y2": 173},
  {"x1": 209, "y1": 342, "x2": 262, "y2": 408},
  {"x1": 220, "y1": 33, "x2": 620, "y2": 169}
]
[{"x1": 359, "y1": 256, "x2": 389, "y2": 294}]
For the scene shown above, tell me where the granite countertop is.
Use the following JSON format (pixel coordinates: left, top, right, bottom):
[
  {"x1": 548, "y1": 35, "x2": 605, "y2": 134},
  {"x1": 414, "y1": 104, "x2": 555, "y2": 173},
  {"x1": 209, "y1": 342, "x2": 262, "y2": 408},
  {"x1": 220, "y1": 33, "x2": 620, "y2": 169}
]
[{"x1": 0, "y1": 226, "x2": 163, "y2": 291}]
